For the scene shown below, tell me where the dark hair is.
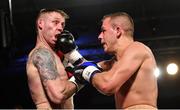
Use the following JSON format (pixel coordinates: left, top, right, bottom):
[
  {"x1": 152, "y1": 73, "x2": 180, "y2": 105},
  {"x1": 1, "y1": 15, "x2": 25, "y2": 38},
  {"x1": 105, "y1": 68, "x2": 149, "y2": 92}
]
[{"x1": 102, "y1": 12, "x2": 134, "y2": 36}]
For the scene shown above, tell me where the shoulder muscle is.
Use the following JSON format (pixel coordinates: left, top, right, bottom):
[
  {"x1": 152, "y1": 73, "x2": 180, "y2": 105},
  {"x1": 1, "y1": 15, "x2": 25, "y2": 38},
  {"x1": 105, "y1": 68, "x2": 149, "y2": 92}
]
[{"x1": 30, "y1": 48, "x2": 59, "y2": 82}]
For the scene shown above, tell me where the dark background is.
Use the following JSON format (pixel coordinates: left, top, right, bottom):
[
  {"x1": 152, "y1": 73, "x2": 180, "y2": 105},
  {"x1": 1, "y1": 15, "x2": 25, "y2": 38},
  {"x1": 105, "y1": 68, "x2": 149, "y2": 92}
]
[{"x1": 0, "y1": 0, "x2": 180, "y2": 109}]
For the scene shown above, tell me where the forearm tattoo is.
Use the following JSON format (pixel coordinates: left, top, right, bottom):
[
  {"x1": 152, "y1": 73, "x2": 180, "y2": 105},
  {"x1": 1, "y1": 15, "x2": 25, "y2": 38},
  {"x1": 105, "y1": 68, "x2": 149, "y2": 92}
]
[{"x1": 31, "y1": 48, "x2": 59, "y2": 82}]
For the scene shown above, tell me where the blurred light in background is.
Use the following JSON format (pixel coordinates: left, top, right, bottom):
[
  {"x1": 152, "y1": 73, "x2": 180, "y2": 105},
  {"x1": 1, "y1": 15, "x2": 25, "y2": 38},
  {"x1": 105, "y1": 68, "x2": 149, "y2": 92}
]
[
  {"x1": 154, "y1": 67, "x2": 161, "y2": 78},
  {"x1": 166, "y1": 63, "x2": 178, "y2": 75}
]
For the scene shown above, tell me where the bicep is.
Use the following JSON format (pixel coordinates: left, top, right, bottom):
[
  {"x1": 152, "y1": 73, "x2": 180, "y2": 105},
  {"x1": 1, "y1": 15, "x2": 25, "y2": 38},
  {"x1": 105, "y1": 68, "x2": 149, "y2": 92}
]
[
  {"x1": 108, "y1": 47, "x2": 145, "y2": 88},
  {"x1": 93, "y1": 47, "x2": 144, "y2": 93},
  {"x1": 30, "y1": 48, "x2": 67, "y2": 103},
  {"x1": 31, "y1": 48, "x2": 59, "y2": 82}
]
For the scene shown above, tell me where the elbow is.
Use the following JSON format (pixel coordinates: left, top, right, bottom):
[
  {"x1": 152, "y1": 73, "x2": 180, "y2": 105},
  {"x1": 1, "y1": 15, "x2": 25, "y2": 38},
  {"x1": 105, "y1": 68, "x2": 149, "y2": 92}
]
[
  {"x1": 50, "y1": 92, "x2": 66, "y2": 104},
  {"x1": 45, "y1": 80, "x2": 69, "y2": 104},
  {"x1": 47, "y1": 90, "x2": 66, "y2": 104},
  {"x1": 96, "y1": 83, "x2": 116, "y2": 96}
]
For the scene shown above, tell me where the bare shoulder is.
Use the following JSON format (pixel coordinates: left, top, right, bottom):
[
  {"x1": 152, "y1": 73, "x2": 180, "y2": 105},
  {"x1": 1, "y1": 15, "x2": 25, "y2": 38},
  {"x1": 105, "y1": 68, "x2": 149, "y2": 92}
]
[
  {"x1": 27, "y1": 47, "x2": 59, "y2": 80},
  {"x1": 120, "y1": 41, "x2": 155, "y2": 64},
  {"x1": 28, "y1": 48, "x2": 53, "y2": 65},
  {"x1": 128, "y1": 41, "x2": 153, "y2": 55}
]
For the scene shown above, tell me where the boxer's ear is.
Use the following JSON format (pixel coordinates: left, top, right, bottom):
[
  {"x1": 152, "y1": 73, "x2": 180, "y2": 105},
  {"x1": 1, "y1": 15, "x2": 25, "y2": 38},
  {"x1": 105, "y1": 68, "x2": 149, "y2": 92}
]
[
  {"x1": 38, "y1": 18, "x2": 44, "y2": 30},
  {"x1": 116, "y1": 26, "x2": 122, "y2": 39}
]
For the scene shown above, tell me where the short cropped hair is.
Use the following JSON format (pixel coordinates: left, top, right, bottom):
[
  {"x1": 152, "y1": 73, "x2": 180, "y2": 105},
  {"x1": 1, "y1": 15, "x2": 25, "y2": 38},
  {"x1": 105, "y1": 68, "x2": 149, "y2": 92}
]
[
  {"x1": 35, "y1": 8, "x2": 69, "y2": 30},
  {"x1": 102, "y1": 12, "x2": 134, "y2": 36}
]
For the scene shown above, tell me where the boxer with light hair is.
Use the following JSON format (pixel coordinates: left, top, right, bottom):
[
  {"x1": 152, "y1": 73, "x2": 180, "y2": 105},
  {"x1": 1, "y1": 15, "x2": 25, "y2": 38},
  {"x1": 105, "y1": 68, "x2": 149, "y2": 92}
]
[{"x1": 26, "y1": 8, "x2": 85, "y2": 109}]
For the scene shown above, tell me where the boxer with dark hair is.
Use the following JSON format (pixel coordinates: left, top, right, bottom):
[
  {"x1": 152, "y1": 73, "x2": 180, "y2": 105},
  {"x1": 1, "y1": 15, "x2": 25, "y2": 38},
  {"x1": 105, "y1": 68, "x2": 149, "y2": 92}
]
[{"x1": 73, "y1": 12, "x2": 158, "y2": 109}]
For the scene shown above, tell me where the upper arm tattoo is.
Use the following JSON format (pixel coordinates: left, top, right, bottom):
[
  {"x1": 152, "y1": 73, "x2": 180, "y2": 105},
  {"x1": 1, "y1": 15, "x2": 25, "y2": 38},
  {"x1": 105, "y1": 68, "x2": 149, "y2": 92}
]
[{"x1": 31, "y1": 48, "x2": 59, "y2": 82}]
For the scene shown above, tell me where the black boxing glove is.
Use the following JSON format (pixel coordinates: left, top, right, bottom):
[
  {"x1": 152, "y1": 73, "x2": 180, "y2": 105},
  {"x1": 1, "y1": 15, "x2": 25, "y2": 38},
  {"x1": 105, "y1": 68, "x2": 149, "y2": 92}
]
[
  {"x1": 55, "y1": 30, "x2": 86, "y2": 66},
  {"x1": 55, "y1": 30, "x2": 76, "y2": 53},
  {"x1": 66, "y1": 65, "x2": 85, "y2": 92}
]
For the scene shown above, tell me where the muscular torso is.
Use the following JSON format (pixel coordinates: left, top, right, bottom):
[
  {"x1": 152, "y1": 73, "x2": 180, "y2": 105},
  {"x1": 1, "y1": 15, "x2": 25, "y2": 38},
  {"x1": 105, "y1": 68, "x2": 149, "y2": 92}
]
[
  {"x1": 26, "y1": 45, "x2": 73, "y2": 109},
  {"x1": 115, "y1": 56, "x2": 158, "y2": 108},
  {"x1": 99, "y1": 42, "x2": 158, "y2": 108}
]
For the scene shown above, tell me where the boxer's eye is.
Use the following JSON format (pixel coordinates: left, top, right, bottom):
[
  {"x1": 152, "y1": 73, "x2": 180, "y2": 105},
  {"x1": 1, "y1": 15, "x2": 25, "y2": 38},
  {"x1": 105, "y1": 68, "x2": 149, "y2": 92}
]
[{"x1": 101, "y1": 29, "x2": 105, "y2": 33}]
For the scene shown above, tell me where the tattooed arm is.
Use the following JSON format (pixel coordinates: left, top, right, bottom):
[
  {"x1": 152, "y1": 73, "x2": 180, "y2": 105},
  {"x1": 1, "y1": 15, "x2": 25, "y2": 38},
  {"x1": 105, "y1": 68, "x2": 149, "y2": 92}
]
[{"x1": 30, "y1": 48, "x2": 76, "y2": 104}]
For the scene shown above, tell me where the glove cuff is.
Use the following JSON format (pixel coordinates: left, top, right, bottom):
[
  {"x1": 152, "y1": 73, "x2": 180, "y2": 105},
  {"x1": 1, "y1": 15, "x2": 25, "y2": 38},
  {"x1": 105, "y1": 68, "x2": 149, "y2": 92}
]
[
  {"x1": 64, "y1": 49, "x2": 84, "y2": 66},
  {"x1": 82, "y1": 66, "x2": 100, "y2": 83},
  {"x1": 69, "y1": 76, "x2": 84, "y2": 93}
]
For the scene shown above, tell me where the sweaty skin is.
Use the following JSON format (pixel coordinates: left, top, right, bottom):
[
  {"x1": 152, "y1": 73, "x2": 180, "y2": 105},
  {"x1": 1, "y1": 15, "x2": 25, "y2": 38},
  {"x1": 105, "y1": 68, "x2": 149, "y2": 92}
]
[
  {"x1": 97, "y1": 42, "x2": 158, "y2": 108},
  {"x1": 27, "y1": 46, "x2": 75, "y2": 108},
  {"x1": 26, "y1": 10, "x2": 76, "y2": 109},
  {"x1": 90, "y1": 13, "x2": 158, "y2": 109}
]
